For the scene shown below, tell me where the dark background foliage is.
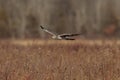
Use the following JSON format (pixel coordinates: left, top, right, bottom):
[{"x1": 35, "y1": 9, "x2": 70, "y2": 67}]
[{"x1": 0, "y1": 0, "x2": 120, "y2": 39}]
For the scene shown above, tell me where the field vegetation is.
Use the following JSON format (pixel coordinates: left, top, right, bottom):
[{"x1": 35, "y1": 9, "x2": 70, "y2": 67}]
[{"x1": 0, "y1": 39, "x2": 120, "y2": 80}]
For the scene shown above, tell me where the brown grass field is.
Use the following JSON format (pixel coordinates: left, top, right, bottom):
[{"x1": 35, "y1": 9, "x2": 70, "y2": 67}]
[{"x1": 0, "y1": 39, "x2": 120, "y2": 80}]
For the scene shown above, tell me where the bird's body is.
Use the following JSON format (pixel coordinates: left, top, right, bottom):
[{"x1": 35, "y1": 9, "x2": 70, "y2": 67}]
[
  {"x1": 40, "y1": 25, "x2": 81, "y2": 40},
  {"x1": 52, "y1": 35, "x2": 62, "y2": 40}
]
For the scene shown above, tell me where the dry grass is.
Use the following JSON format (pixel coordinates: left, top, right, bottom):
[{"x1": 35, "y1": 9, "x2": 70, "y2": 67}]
[{"x1": 0, "y1": 39, "x2": 120, "y2": 80}]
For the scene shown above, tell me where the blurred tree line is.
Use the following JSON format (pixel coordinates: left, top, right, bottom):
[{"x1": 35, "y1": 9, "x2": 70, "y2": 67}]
[{"x1": 0, "y1": 0, "x2": 120, "y2": 39}]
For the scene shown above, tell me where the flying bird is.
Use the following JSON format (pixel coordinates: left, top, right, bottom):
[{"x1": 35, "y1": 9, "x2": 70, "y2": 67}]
[{"x1": 40, "y1": 25, "x2": 81, "y2": 40}]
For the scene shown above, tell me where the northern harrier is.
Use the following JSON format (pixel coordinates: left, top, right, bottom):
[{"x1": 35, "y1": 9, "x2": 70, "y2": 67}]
[{"x1": 40, "y1": 25, "x2": 81, "y2": 40}]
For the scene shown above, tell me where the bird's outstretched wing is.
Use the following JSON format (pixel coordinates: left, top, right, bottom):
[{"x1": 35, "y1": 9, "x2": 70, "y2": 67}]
[
  {"x1": 40, "y1": 26, "x2": 55, "y2": 36},
  {"x1": 60, "y1": 33, "x2": 81, "y2": 37}
]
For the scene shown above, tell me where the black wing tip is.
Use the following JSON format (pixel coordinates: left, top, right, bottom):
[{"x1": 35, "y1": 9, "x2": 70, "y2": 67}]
[
  {"x1": 40, "y1": 25, "x2": 44, "y2": 29},
  {"x1": 69, "y1": 39, "x2": 75, "y2": 40},
  {"x1": 65, "y1": 38, "x2": 75, "y2": 40}
]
